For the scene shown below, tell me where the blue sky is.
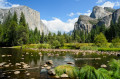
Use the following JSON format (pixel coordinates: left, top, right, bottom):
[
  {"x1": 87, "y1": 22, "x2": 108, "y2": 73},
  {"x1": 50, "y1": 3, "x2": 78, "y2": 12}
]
[{"x1": 0, "y1": 0, "x2": 120, "y2": 33}]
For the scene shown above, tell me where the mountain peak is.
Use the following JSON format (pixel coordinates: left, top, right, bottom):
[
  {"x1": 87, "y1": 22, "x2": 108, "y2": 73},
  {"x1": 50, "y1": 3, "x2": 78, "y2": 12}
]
[{"x1": 90, "y1": 6, "x2": 113, "y2": 19}]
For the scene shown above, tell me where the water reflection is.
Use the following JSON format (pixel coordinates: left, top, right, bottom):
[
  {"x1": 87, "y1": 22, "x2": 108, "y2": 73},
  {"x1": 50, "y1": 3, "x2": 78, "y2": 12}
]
[{"x1": 0, "y1": 48, "x2": 119, "y2": 79}]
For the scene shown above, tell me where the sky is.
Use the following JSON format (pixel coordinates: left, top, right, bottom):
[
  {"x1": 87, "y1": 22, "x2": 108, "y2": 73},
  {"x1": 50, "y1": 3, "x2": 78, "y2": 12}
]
[{"x1": 0, "y1": 0, "x2": 120, "y2": 33}]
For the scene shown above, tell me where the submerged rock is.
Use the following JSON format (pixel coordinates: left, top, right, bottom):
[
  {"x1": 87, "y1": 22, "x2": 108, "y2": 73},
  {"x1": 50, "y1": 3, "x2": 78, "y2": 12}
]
[
  {"x1": 0, "y1": 62, "x2": 6, "y2": 67},
  {"x1": 41, "y1": 67, "x2": 45, "y2": 69},
  {"x1": 15, "y1": 63, "x2": 21, "y2": 66},
  {"x1": 23, "y1": 64, "x2": 30, "y2": 69},
  {"x1": 2, "y1": 55, "x2": 6, "y2": 57},
  {"x1": 14, "y1": 71, "x2": 20, "y2": 75},
  {"x1": 60, "y1": 74, "x2": 68, "y2": 77},
  {"x1": 48, "y1": 69, "x2": 56, "y2": 75},
  {"x1": 46, "y1": 60, "x2": 53, "y2": 65},
  {"x1": 67, "y1": 62, "x2": 74, "y2": 65},
  {"x1": 101, "y1": 64, "x2": 107, "y2": 68},
  {"x1": 46, "y1": 66, "x2": 51, "y2": 70},
  {"x1": 44, "y1": 64, "x2": 48, "y2": 67},
  {"x1": 26, "y1": 73, "x2": 30, "y2": 76},
  {"x1": 4, "y1": 64, "x2": 9, "y2": 67}
]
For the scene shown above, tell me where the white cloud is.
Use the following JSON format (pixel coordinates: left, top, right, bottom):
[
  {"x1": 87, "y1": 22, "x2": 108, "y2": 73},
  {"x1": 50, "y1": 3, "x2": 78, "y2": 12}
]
[
  {"x1": 116, "y1": 2, "x2": 120, "y2": 6},
  {"x1": 42, "y1": 17, "x2": 78, "y2": 33},
  {"x1": 68, "y1": 13, "x2": 75, "y2": 17},
  {"x1": 11, "y1": 4, "x2": 20, "y2": 7},
  {"x1": 100, "y1": 1, "x2": 120, "y2": 8},
  {"x1": 96, "y1": 0, "x2": 105, "y2": 3},
  {"x1": 77, "y1": 12, "x2": 82, "y2": 15},
  {"x1": 0, "y1": 0, "x2": 20, "y2": 9},
  {"x1": 101, "y1": 1, "x2": 115, "y2": 8},
  {"x1": 83, "y1": 10, "x2": 92, "y2": 16}
]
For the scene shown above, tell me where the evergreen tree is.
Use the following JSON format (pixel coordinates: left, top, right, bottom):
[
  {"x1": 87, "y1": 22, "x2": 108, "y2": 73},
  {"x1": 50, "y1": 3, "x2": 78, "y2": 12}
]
[
  {"x1": 0, "y1": 24, "x2": 3, "y2": 43},
  {"x1": 40, "y1": 32, "x2": 44, "y2": 43},
  {"x1": 18, "y1": 12, "x2": 29, "y2": 45}
]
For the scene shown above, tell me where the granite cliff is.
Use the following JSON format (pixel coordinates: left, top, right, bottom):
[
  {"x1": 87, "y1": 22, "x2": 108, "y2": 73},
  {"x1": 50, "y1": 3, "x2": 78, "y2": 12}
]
[
  {"x1": 0, "y1": 6, "x2": 49, "y2": 35},
  {"x1": 74, "y1": 6, "x2": 120, "y2": 33}
]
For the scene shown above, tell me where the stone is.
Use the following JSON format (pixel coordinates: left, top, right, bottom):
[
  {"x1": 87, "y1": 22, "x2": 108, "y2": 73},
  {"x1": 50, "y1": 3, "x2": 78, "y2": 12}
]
[
  {"x1": 15, "y1": 63, "x2": 21, "y2": 66},
  {"x1": 46, "y1": 60, "x2": 53, "y2": 65},
  {"x1": 4, "y1": 64, "x2": 9, "y2": 67},
  {"x1": 44, "y1": 64, "x2": 48, "y2": 67},
  {"x1": 60, "y1": 74, "x2": 68, "y2": 78},
  {"x1": 46, "y1": 66, "x2": 51, "y2": 70},
  {"x1": 23, "y1": 64, "x2": 30, "y2": 69},
  {"x1": 67, "y1": 62, "x2": 74, "y2": 65},
  {"x1": 26, "y1": 73, "x2": 30, "y2": 76},
  {"x1": 14, "y1": 71, "x2": 20, "y2": 75},
  {"x1": 0, "y1": 62, "x2": 6, "y2": 67},
  {"x1": 1, "y1": 55, "x2": 6, "y2": 57},
  {"x1": 41, "y1": 67, "x2": 45, "y2": 69},
  {"x1": 48, "y1": 69, "x2": 56, "y2": 75},
  {"x1": 101, "y1": 64, "x2": 107, "y2": 68},
  {"x1": 0, "y1": 6, "x2": 49, "y2": 35}
]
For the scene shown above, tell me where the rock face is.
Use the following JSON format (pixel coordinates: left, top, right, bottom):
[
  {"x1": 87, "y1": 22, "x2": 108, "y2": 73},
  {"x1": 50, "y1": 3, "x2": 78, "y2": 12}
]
[
  {"x1": 0, "y1": 6, "x2": 49, "y2": 35},
  {"x1": 74, "y1": 6, "x2": 120, "y2": 33},
  {"x1": 90, "y1": 6, "x2": 113, "y2": 19},
  {"x1": 74, "y1": 15, "x2": 98, "y2": 33}
]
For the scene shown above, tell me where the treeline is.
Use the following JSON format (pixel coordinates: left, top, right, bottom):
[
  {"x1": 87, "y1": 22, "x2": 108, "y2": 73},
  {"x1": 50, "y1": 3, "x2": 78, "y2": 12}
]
[
  {"x1": 0, "y1": 12, "x2": 71, "y2": 47},
  {"x1": 0, "y1": 12, "x2": 29, "y2": 46},
  {"x1": 0, "y1": 11, "x2": 120, "y2": 48}
]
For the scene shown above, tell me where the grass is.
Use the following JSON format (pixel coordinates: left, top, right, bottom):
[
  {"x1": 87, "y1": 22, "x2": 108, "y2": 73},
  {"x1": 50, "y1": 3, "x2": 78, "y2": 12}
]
[
  {"x1": 13, "y1": 43, "x2": 120, "y2": 52},
  {"x1": 55, "y1": 65, "x2": 79, "y2": 78},
  {"x1": 13, "y1": 44, "x2": 51, "y2": 49},
  {"x1": 55, "y1": 59, "x2": 120, "y2": 79},
  {"x1": 98, "y1": 48, "x2": 120, "y2": 51}
]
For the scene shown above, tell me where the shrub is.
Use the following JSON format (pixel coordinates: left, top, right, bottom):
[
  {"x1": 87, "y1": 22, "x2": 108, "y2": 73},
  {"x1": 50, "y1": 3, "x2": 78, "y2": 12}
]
[
  {"x1": 80, "y1": 46, "x2": 98, "y2": 50},
  {"x1": 37, "y1": 44, "x2": 51, "y2": 49},
  {"x1": 94, "y1": 33, "x2": 108, "y2": 47},
  {"x1": 108, "y1": 59, "x2": 120, "y2": 79},
  {"x1": 79, "y1": 65, "x2": 112, "y2": 79},
  {"x1": 51, "y1": 40, "x2": 61, "y2": 49},
  {"x1": 112, "y1": 37, "x2": 120, "y2": 48}
]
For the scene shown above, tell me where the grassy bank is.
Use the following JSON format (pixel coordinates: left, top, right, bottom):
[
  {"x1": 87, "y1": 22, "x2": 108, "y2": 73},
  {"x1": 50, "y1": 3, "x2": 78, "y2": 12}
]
[
  {"x1": 13, "y1": 43, "x2": 120, "y2": 51},
  {"x1": 13, "y1": 43, "x2": 98, "y2": 50},
  {"x1": 98, "y1": 48, "x2": 120, "y2": 51}
]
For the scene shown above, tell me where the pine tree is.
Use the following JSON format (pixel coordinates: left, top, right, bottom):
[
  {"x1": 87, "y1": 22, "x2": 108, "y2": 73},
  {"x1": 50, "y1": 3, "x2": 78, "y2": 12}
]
[
  {"x1": 17, "y1": 12, "x2": 29, "y2": 45},
  {"x1": 40, "y1": 32, "x2": 44, "y2": 43}
]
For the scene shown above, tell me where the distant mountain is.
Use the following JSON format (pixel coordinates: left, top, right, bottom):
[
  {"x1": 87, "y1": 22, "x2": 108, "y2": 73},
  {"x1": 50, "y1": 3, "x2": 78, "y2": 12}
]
[
  {"x1": 67, "y1": 30, "x2": 73, "y2": 35},
  {"x1": 0, "y1": 6, "x2": 49, "y2": 35},
  {"x1": 74, "y1": 6, "x2": 120, "y2": 33}
]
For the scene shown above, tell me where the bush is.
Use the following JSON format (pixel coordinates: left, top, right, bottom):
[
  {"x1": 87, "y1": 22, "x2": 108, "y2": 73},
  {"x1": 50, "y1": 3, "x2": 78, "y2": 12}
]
[
  {"x1": 37, "y1": 44, "x2": 51, "y2": 49},
  {"x1": 51, "y1": 40, "x2": 61, "y2": 49},
  {"x1": 94, "y1": 33, "x2": 108, "y2": 47},
  {"x1": 108, "y1": 59, "x2": 120, "y2": 79},
  {"x1": 79, "y1": 65, "x2": 112, "y2": 79},
  {"x1": 112, "y1": 37, "x2": 120, "y2": 48},
  {"x1": 54, "y1": 59, "x2": 120, "y2": 79},
  {"x1": 80, "y1": 46, "x2": 98, "y2": 50}
]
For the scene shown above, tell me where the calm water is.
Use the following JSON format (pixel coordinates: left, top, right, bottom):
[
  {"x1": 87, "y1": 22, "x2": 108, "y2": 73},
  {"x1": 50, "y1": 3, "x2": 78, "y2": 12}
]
[{"x1": 0, "y1": 48, "x2": 119, "y2": 79}]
